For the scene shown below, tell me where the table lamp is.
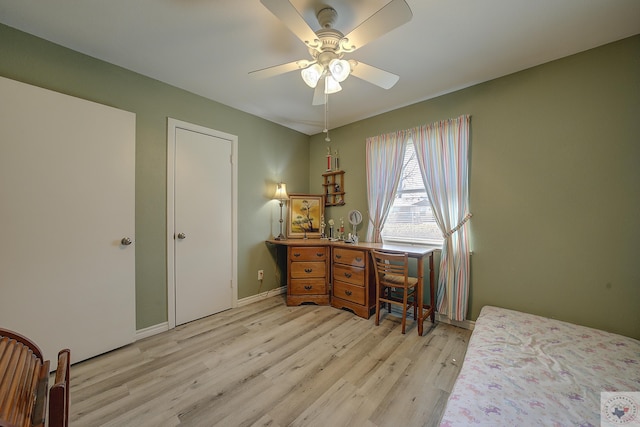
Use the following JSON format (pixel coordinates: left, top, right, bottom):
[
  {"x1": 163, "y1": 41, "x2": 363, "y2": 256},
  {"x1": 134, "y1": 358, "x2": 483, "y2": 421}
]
[{"x1": 274, "y1": 182, "x2": 289, "y2": 240}]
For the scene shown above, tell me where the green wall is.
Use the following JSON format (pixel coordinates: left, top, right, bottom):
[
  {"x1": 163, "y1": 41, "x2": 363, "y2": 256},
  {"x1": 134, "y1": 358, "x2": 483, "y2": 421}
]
[
  {"x1": 310, "y1": 35, "x2": 640, "y2": 339},
  {"x1": 0, "y1": 23, "x2": 310, "y2": 329},
  {"x1": 2, "y1": 22, "x2": 638, "y2": 339}
]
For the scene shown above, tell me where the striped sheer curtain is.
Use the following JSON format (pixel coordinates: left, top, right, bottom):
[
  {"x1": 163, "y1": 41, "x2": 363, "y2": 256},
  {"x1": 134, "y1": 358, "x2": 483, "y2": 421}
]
[
  {"x1": 365, "y1": 132, "x2": 409, "y2": 242},
  {"x1": 414, "y1": 115, "x2": 472, "y2": 321}
]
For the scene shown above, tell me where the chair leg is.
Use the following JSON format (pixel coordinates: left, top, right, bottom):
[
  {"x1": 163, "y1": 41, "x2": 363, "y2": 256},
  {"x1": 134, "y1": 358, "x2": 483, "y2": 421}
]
[{"x1": 375, "y1": 284, "x2": 381, "y2": 326}]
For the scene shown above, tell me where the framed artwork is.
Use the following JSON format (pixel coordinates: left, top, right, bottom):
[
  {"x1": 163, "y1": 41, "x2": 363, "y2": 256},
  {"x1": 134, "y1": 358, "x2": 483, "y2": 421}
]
[{"x1": 287, "y1": 194, "x2": 325, "y2": 239}]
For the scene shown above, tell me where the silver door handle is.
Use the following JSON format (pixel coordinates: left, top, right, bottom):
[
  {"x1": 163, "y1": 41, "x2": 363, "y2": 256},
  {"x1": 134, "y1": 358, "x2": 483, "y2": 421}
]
[
  {"x1": 177, "y1": 233, "x2": 186, "y2": 240},
  {"x1": 121, "y1": 237, "x2": 132, "y2": 246}
]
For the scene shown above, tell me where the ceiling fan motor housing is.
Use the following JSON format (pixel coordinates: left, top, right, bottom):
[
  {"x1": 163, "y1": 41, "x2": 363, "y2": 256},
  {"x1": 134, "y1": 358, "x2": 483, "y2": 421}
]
[
  {"x1": 309, "y1": 29, "x2": 344, "y2": 65},
  {"x1": 308, "y1": 6, "x2": 348, "y2": 64},
  {"x1": 316, "y1": 7, "x2": 338, "y2": 29}
]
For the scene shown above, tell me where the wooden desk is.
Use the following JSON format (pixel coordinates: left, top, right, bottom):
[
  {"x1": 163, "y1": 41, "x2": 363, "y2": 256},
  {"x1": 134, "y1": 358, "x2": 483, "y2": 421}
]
[{"x1": 267, "y1": 239, "x2": 438, "y2": 336}]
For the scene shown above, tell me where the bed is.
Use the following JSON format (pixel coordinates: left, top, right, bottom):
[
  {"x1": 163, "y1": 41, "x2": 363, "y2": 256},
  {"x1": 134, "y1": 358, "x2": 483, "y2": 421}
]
[{"x1": 439, "y1": 306, "x2": 640, "y2": 426}]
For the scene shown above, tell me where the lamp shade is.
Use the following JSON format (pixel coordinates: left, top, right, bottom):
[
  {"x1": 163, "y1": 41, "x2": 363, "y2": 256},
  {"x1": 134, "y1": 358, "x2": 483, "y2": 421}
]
[
  {"x1": 301, "y1": 64, "x2": 323, "y2": 88},
  {"x1": 328, "y1": 59, "x2": 350, "y2": 82},
  {"x1": 324, "y1": 75, "x2": 342, "y2": 94},
  {"x1": 274, "y1": 182, "x2": 289, "y2": 200}
]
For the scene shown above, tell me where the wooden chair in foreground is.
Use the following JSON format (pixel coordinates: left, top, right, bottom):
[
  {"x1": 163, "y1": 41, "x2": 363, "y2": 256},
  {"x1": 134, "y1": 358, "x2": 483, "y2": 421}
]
[
  {"x1": 370, "y1": 250, "x2": 419, "y2": 334},
  {"x1": 0, "y1": 329, "x2": 70, "y2": 427},
  {"x1": 0, "y1": 328, "x2": 49, "y2": 427}
]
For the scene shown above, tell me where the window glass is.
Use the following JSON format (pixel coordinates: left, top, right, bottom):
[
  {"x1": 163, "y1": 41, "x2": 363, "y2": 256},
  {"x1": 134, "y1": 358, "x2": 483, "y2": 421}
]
[{"x1": 381, "y1": 140, "x2": 443, "y2": 245}]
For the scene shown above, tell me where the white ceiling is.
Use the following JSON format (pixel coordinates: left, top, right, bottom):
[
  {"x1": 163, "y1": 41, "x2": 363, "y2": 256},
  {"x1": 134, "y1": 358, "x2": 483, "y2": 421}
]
[{"x1": 1, "y1": 0, "x2": 639, "y2": 135}]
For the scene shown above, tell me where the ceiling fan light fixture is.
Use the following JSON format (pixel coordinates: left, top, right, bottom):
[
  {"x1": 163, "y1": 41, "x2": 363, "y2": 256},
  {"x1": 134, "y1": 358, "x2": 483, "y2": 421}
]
[
  {"x1": 301, "y1": 64, "x2": 323, "y2": 88},
  {"x1": 328, "y1": 58, "x2": 350, "y2": 82},
  {"x1": 325, "y1": 75, "x2": 342, "y2": 94}
]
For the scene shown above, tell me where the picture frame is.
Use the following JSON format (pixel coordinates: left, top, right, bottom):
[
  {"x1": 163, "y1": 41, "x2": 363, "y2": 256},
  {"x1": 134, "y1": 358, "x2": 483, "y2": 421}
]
[{"x1": 287, "y1": 194, "x2": 325, "y2": 239}]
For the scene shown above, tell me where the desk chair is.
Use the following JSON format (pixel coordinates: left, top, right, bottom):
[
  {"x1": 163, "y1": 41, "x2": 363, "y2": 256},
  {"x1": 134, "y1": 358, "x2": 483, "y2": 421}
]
[{"x1": 370, "y1": 250, "x2": 418, "y2": 334}]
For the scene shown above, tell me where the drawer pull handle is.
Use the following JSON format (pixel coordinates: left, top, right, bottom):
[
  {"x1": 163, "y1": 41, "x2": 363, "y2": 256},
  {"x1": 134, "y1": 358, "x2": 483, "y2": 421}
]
[
  {"x1": 316, "y1": 253, "x2": 324, "y2": 257},
  {"x1": 304, "y1": 285, "x2": 313, "y2": 290},
  {"x1": 335, "y1": 254, "x2": 342, "y2": 259},
  {"x1": 304, "y1": 268, "x2": 313, "y2": 273},
  {"x1": 355, "y1": 257, "x2": 362, "y2": 262},
  {"x1": 345, "y1": 290, "x2": 352, "y2": 296},
  {"x1": 344, "y1": 272, "x2": 352, "y2": 278},
  {"x1": 293, "y1": 253, "x2": 301, "y2": 257}
]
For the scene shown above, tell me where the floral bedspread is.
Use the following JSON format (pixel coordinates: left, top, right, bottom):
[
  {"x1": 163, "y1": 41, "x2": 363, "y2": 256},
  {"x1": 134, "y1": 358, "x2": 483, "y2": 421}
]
[{"x1": 439, "y1": 306, "x2": 640, "y2": 426}]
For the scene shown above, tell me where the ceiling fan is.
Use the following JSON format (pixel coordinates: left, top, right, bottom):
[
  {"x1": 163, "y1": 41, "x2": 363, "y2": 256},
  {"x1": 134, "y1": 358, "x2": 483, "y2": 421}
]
[{"x1": 250, "y1": 0, "x2": 413, "y2": 105}]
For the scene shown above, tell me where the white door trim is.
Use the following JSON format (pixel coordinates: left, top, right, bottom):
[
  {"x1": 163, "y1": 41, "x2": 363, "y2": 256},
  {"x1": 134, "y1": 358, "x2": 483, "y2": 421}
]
[{"x1": 166, "y1": 118, "x2": 238, "y2": 329}]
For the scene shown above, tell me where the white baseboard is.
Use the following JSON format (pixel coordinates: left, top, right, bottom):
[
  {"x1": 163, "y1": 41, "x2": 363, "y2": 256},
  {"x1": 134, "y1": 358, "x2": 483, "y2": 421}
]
[
  {"x1": 135, "y1": 322, "x2": 169, "y2": 341},
  {"x1": 134, "y1": 287, "x2": 286, "y2": 341},
  {"x1": 237, "y1": 286, "x2": 286, "y2": 307},
  {"x1": 436, "y1": 313, "x2": 475, "y2": 330}
]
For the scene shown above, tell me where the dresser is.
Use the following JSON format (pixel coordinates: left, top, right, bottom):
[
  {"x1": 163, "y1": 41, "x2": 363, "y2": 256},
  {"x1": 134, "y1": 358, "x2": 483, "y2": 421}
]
[
  {"x1": 331, "y1": 246, "x2": 375, "y2": 318},
  {"x1": 286, "y1": 245, "x2": 330, "y2": 306}
]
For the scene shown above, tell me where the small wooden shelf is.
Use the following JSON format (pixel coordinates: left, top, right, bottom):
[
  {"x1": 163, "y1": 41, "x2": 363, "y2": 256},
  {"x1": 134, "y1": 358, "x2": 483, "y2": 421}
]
[{"x1": 322, "y1": 170, "x2": 345, "y2": 206}]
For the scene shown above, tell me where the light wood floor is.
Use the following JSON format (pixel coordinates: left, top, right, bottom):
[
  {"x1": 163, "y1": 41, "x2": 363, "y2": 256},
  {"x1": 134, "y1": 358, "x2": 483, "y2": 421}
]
[{"x1": 68, "y1": 295, "x2": 471, "y2": 427}]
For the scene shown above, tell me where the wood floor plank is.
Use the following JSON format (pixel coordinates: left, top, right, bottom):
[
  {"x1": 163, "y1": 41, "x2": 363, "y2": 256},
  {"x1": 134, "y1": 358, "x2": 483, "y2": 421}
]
[
  {"x1": 68, "y1": 296, "x2": 471, "y2": 426},
  {"x1": 289, "y1": 378, "x2": 359, "y2": 427},
  {"x1": 263, "y1": 323, "x2": 393, "y2": 426}
]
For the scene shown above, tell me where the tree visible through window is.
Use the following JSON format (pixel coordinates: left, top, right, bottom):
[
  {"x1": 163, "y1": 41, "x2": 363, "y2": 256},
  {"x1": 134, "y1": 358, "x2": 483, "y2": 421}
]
[{"x1": 381, "y1": 140, "x2": 443, "y2": 245}]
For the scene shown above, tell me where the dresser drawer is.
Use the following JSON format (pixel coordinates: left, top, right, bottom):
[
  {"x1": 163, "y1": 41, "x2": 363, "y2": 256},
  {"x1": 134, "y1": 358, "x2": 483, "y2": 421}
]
[
  {"x1": 290, "y1": 261, "x2": 326, "y2": 278},
  {"x1": 289, "y1": 246, "x2": 327, "y2": 261},
  {"x1": 290, "y1": 279, "x2": 327, "y2": 295},
  {"x1": 333, "y1": 280, "x2": 365, "y2": 305},
  {"x1": 333, "y1": 248, "x2": 366, "y2": 268},
  {"x1": 333, "y1": 264, "x2": 365, "y2": 286}
]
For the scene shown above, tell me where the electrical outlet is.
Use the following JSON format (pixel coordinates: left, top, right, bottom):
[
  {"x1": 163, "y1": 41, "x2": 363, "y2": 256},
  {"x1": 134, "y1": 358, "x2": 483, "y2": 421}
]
[{"x1": 257, "y1": 270, "x2": 264, "y2": 280}]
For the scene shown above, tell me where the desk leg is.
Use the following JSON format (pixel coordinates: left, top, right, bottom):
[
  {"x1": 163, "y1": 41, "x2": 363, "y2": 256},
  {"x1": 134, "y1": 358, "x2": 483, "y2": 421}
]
[
  {"x1": 417, "y1": 255, "x2": 424, "y2": 336},
  {"x1": 429, "y1": 252, "x2": 435, "y2": 323},
  {"x1": 417, "y1": 252, "x2": 436, "y2": 336}
]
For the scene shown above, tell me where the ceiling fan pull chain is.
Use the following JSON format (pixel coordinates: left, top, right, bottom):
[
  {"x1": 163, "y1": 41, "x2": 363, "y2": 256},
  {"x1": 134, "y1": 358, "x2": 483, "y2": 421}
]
[{"x1": 324, "y1": 91, "x2": 330, "y2": 142}]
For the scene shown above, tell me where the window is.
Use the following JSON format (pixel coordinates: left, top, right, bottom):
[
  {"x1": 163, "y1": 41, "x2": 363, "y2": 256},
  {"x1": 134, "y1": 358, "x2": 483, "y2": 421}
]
[{"x1": 381, "y1": 140, "x2": 443, "y2": 245}]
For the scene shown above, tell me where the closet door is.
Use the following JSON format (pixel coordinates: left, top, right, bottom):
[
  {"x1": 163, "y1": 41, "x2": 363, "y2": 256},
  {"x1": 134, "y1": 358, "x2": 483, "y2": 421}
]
[
  {"x1": 0, "y1": 76, "x2": 135, "y2": 364},
  {"x1": 174, "y1": 127, "x2": 233, "y2": 325},
  {"x1": 167, "y1": 118, "x2": 238, "y2": 328}
]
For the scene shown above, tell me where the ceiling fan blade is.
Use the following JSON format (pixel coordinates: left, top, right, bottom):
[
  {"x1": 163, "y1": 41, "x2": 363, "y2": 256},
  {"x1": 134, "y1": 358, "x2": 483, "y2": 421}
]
[
  {"x1": 339, "y1": 0, "x2": 412, "y2": 53},
  {"x1": 249, "y1": 59, "x2": 313, "y2": 79},
  {"x1": 349, "y1": 61, "x2": 400, "y2": 89},
  {"x1": 260, "y1": 0, "x2": 321, "y2": 50},
  {"x1": 312, "y1": 79, "x2": 326, "y2": 106}
]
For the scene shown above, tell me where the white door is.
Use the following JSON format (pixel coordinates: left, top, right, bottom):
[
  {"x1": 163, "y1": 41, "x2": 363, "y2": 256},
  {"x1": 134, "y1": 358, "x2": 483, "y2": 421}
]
[
  {"x1": 0, "y1": 76, "x2": 135, "y2": 364},
  {"x1": 167, "y1": 120, "x2": 236, "y2": 326}
]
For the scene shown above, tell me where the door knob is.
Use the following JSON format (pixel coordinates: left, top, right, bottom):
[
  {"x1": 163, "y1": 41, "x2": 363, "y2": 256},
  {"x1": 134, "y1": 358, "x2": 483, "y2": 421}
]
[
  {"x1": 177, "y1": 232, "x2": 186, "y2": 240},
  {"x1": 121, "y1": 237, "x2": 132, "y2": 246}
]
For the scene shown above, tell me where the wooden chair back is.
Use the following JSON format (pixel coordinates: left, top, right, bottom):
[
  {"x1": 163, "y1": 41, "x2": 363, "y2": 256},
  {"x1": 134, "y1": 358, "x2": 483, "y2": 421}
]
[
  {"x1": 371, "y1": 250, "x2": 411, "y2": 288},
  {"x1": 0, "y1": 328, "x2": 49, "y2": 427}
]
